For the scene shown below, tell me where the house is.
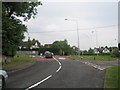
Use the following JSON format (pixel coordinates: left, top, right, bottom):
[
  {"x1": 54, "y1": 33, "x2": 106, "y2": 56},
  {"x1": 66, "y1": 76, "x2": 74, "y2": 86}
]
[
  {"x1": 44, "y1": 44, "x2": 52, "y2": 48},
  {"x1": 102, "y1": 48, "x2": 110, "y2": 53},
  {"x1": 72, "y1": 46, "x2": 79, "y2": 51},
  {"x1": 94, "y1": 48, "x2": 100, "y2": 54},
  {"x1": 30, "y1": 40, "x2": 41, "y2": 49},
  {"x1": 72, "y1": 46, "x2": 81, "y2": 55},
  {"x1": 94, "y1": 47, "x2": 110, "y2": 54},
  {"x1": 18, "y1": 39, "x2": 41, "y2": 56},
  {"x1": 19, "y1": 39, "x2": 41, "y2": 49}
]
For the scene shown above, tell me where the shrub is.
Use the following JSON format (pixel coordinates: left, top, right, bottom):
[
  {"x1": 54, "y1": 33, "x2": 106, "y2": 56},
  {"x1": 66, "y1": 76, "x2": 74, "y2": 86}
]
[{"x1": 111, "y1": 49, "x2": 120, "y2": 57}]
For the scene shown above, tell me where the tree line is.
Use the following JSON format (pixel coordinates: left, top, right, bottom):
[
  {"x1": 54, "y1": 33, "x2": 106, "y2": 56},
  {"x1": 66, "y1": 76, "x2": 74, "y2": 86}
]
[
  {"x1": 19, "y1": 39, "x2": 76, "y2": 56},
  {"x1": 2, "y1": 2, "x2": 42, "y2": 57}
]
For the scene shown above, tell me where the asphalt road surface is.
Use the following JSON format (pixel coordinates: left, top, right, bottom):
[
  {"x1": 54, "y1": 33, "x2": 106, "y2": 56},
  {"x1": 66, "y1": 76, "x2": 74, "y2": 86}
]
[{"x1": 5, "y1": 56, "x2": 105, "y2": 89}]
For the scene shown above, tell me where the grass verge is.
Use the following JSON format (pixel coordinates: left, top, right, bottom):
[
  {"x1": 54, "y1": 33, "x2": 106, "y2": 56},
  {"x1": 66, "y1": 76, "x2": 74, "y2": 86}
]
[
  {"x1": 69, "y1": 55, "x2": 118, "y2": 61},
  {"x1": 2, "y1": 55, "x2": 35, "y2": 70},
  {"x1": 104, "y1": 66, "x2": 120, "y2": 89}
]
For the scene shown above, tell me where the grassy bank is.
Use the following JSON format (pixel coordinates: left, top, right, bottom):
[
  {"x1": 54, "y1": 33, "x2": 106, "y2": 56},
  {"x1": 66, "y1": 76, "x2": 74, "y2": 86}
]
[
  {"x1": 2, "y1": 55, "x2": 35, "y2": 70},
  {"x1": 69, "y1": 55, "x2": 117, "y2": 61},
  {"x1": 104, "y1": 66, "x2": 120, "y2": 89}
]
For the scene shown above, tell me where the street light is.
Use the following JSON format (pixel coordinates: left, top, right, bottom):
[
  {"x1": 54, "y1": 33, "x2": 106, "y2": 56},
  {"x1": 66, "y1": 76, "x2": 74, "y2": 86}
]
[
  {"x1": 65, "y1": 18, "x2": 80, "y2": 56},
  {"x1": 92, "y1": 29, "x2": 99, "y2": 56},
  {"x1": 91, "y1": 29, "x2": 98, "y2": 48}
]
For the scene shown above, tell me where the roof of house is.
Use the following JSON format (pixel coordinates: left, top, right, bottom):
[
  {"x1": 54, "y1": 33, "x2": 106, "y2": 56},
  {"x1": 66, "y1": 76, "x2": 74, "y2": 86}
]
[
  {"x1": 94, "y1": 47, "x2": 109, "y2": 53},
  {"x1": 32, "y1": 40, "x2": 40, "y2": 45},
  {"x1": 20, "y1": 40, "x2": 41, "y2": 47}
]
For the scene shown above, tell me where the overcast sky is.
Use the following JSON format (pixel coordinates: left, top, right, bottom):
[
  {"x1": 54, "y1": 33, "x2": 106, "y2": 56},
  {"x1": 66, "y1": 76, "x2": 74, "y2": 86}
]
[{"x1": 23, "y1": 1, "x2": 118, "y2": 50}]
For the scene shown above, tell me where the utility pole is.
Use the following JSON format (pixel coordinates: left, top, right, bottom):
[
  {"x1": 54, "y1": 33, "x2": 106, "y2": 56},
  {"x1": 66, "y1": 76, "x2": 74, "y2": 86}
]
[{"x1": 65, "y1": 18, "x2": 80, "y2": 56}]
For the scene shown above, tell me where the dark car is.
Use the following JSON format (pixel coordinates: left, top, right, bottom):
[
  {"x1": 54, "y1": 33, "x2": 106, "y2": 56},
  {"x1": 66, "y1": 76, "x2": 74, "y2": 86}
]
[{"x1": 44, "y1": 51, "x2": 53, "y2": 58}]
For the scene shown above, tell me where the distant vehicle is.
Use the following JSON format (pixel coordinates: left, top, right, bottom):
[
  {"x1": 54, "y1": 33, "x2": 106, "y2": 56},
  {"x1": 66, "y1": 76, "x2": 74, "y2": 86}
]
[
  {"x1": 44, "y1": 51, "x2": 53, "y2": 58},
  {"x1": 0, "y1": 70, "x2": 8, "y2": 89}
]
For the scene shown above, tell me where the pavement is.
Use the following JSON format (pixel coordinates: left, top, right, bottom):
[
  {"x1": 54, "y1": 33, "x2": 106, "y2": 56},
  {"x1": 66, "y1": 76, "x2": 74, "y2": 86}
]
[
  {"x1": 4, "y1": 56, "x2": 107, "y2": 89},
  {"x1": 5, "y1": 61, "x2": 36, "y2": 75}
]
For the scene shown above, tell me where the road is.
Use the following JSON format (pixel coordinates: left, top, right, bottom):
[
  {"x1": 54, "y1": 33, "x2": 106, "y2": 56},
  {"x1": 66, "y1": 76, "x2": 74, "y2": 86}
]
[{"x1": 5, "y1": 56, "x2": 105, "y2": 89}]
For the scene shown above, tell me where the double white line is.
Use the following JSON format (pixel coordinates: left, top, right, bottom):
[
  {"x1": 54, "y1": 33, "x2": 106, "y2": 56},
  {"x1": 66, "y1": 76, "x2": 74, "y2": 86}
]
[{"x1": 25, "y1": 57, "x2": 62, "y2": 90}]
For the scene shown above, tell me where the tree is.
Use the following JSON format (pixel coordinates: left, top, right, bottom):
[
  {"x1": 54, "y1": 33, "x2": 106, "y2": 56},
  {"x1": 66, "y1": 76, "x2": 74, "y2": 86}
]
[
  {"x1": 82, "y1": 50, "x2": 88, "y2": 55},
  {"x1": 26, "y1": 37, "x2": 32, "y2": 50},
  {"x1": 88, "y1": 48, "x2": 94, "y2": 55},
  {"x1": 2, "y1": 2, "x2": 42, "y2": 56},
  {"x1": 59, "y1": 49, "x2": 63, "y2": 56},
  {"x1": 118, "y1": 43, "x2": 120, "y2": 50},
  {"x1": 51, "y1": 40, "x2": 71, "y2": 55},
  {"x1": 111, "y1": 48, "x2": 120, "y2": 57},
  {"x1": 2, "y1": 2, "x2": 42, "y2": 21}
]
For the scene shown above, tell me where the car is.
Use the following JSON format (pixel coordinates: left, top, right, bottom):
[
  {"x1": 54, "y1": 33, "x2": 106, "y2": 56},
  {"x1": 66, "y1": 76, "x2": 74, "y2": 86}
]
[
  {"x1": 44, "y1": 51, "x2": 53, "y2": 58},
  {"x1": 0, "y1": 70, "x2": 8, "y2": 89}
]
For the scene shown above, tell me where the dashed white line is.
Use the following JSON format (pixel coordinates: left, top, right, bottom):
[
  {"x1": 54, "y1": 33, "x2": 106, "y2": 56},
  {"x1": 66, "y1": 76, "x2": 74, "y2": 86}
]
[
  {"x1": 58, "y1": 61, "x2": 61, "y2": 66},
  {"x1": 25, "y1": 57, "x2": 62, "y2": 90},
  {"x1": 56, "y1": 66, "x2": 62, "y2": 72},
  {"x1": 25, "y1": 75, "x2": 52, "y2": 90},
  {"x1": 54, "y1": 57, "x2": 62, "y2": 66},
  {"x1": 81, "y1": 61, "x2": 106, "y2": 70},
  {"x1": 53, "y1": 57, "x2": 62, "y2": 72}
]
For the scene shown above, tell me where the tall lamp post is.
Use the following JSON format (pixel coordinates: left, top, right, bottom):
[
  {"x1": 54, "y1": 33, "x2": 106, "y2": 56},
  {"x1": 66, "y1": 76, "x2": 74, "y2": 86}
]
[
  {"x1": 92, "y1": 29, "x2": 99, "y2": 56},
  {"x1": 65, "y1": 18, "x2": 80, "y2": 56}
]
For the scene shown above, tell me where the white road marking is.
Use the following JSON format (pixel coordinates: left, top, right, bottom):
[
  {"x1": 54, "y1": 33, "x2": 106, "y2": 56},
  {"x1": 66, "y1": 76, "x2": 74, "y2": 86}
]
[
  {"x1": 58, "y1": 61, "x2": 61, "y2": 66},
  {"x1": 53, "y1": 57, "x2": 62, "y2": 72},
  {"x1": 54, "y1": 57, "x2": 62, "y2": 66},
  {"x1": 56, "y1": 66, "x2": 62, "y2": 72},
  {"x1": 59, "y1": 58, "x2": 66, "y2": 60},
  {"x1": 25, "y1": 75, "x2": 52, "y2": 90},
  {"x1": 81, "y1": 61, "x2": 106, "y2": 71},
  {"x1": 25, "y1": 57, "x2": 62, "y2": 89}
]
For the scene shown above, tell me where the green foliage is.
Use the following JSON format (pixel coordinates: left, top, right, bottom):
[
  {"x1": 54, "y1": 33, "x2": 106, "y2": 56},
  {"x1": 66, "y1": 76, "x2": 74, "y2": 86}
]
[
  {"x1": 2, "y1": 2, "x2": 41, "y2": 57},
  {"x1": 69, "y1": 55, "x2": 117, "y2": 61},
  {"x1": 111, "y1": 48, "x2": 120, "y2": 57},
  {"x1": 82, "y1": 48, "x2": 95, "y2": 55},
  {"x1": 2, "y1": 55, "x2": 35, "y2": 70},
  {"x1": 2, "y1": 17, "x2": 27, "y2": 56},
  {"x1": 87, "y1": 48, "x2": 94, "y2": 55},
  {"x1": 104, "y1": 66, "x2": 120, "y2": 88},
  {"x1": 3, "y1": 2, "x2": 42, "y2": 21},
  {"x1": 118, "y1": 43, "x2": 120, "y2": 50},
  {"x1": 108, "y1": 47, "x2": 118, "y2": 52},
  {"x1": 26, "y1": 38, "x2": 32, "y2": 50},
  {"x1": 99, "y1": 53, "x2": 110, "y2": 55},
  {"x1": 51, "y1": 39, "x2": 72, "y2": 55},
  {"x1": 82, "y1": 50, "x2": 88, "y2": 54},
  {"x1": 59, "y1": 49, "x2": 63, "y2": 56},
  {"x1": 38, "y1": 47, "x2": 60, "y2": 55}
]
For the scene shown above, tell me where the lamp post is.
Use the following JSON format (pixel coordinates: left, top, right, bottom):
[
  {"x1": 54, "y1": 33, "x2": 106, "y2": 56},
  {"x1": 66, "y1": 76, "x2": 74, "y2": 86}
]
[
  {"x1": 65, "y1": 18, "x2": 80, "y2": 56},
  {"x1": 92, "y1": 29, "x2": 99, "y2": 56}
]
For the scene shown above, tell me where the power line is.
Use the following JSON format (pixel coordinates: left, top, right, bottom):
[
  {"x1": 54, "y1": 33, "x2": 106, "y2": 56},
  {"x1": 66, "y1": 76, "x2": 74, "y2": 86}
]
[{"x1": 28, "y1": 25, "x2": 118, "y2": 33}]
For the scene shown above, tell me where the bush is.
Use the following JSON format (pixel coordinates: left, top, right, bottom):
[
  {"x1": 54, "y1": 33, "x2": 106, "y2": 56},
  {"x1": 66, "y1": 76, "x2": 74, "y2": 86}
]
[
  {"x1": 111, "y1": 49, "x2": 120, "y2": 57},
  {"x1": 99, "y1": 53, "x2": 110, "y2": 55}
]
